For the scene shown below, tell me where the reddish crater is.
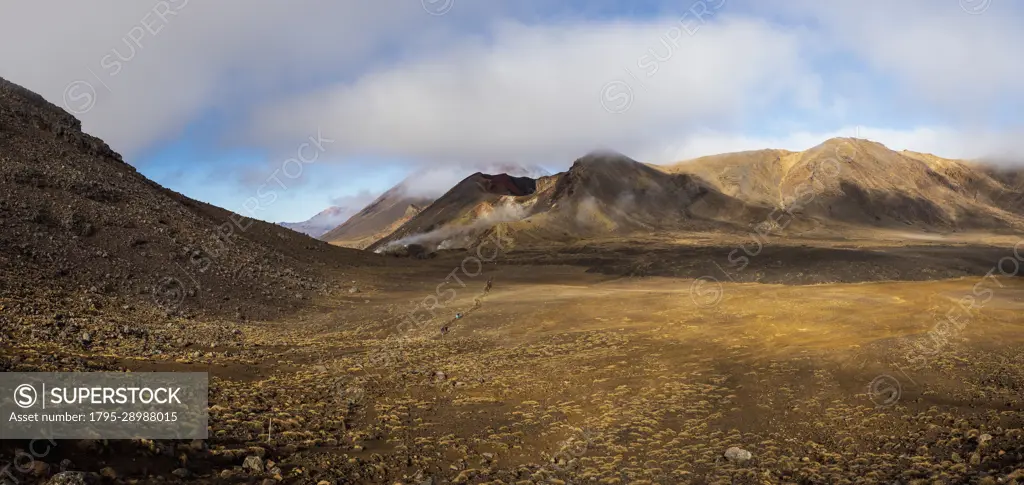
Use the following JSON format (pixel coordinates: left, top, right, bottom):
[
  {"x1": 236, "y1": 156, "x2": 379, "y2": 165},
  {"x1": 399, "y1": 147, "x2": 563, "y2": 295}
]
[{"x1": 477, "y1": 173, "x2": 537, "y2": 196}]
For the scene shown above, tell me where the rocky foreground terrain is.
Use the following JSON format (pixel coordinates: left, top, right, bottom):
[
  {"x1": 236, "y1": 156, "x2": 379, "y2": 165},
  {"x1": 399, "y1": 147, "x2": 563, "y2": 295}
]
[{"x1": 4, "y1": 249, "x2": 1024, "y2": 484}]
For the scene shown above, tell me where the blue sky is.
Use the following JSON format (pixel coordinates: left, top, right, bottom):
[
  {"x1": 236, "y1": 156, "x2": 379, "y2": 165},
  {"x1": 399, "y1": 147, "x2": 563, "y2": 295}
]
[{"x1": 3, "y1": 0, "x2": 1023, "y2": 223}]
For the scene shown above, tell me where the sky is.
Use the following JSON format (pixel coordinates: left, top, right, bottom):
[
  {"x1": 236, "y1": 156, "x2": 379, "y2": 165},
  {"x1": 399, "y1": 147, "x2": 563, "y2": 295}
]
[{"x1": 2, "y1": 0, "x2": 1023, "y2": 223}]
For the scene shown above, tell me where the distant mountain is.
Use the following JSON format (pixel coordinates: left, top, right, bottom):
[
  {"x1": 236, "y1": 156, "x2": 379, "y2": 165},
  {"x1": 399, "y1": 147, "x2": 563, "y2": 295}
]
[
  {"x1": 321, "y1": 163, "x2": 549, "y2": 249},
  {"x1": 367, "y1": 172, "x2": 544, "y2": 251},
  {"x1": 664, "y1": 138, "x2": 1024, "y2": 230},
  {"x1": 279, "y1": 206, "x2": 353, "y2": 237},
  {"x1": 370, "y1": 152, "x2": 762, "y2": 252},
  {"x1": 369, "y1": 141, "x2": 1024, "y2": 253},
  {"x1": 320, "y1": 182, "x2": 435, "y2": 249}
]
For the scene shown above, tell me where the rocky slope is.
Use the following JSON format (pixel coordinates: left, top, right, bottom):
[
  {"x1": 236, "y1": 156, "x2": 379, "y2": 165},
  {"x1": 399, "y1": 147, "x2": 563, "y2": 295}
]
[{"x1": 0, "y1": 76, "x2": 380, "y2": 335}]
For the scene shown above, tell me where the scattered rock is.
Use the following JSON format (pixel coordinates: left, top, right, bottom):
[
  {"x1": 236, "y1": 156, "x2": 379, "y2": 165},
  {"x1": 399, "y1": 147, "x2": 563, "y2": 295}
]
[
  {"x1": 242, "y1": 455, "x2": 264, "y2": 473},
  {"x1": 74, "y1": 440, "x2": 100, "y2": 454},
  {"x1": 724, "y1": 447, "x2": 752, "y2": 464},
  {"x1": 29, "y1": 461, "x2": 50, "y2": 477},
  {"x1": 46, "y1": 472, "x2": 89, "y2": 485}
]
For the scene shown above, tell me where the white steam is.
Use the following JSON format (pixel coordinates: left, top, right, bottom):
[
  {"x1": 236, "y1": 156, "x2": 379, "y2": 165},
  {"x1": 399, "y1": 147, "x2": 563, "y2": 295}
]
[{"x1": 381, "y1": 200, "x2": 529, "y2": 251}]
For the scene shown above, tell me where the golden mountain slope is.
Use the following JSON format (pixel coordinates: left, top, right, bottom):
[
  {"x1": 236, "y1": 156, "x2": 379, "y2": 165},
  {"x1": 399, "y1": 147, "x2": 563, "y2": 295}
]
[{"x1": 663, "y1": 138, "x2": 1024, "y2": 230}]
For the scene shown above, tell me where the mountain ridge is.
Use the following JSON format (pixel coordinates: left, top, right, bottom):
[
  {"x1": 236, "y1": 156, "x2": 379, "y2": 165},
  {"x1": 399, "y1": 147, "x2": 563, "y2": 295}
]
[{"x1": 367, "y1": 142, "x2": 1024, "y2": 253}]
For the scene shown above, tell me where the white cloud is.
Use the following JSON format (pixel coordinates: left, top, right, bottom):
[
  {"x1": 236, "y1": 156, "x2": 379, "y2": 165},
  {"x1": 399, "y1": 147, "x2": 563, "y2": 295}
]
[
  {"x1": 755, "y1": 0, "x2": 1024, "y2": 117},
  {"x1": 0, "y1": 0, "x2": 472, "y2": 158},
  {"x1": 3, "y1": 0, "x2": 1022, "y2": 176},
  {"x1": 329, "y1": 190, "x2": 379, "y2": 212},
  {"x1": 249, "y1": 15, "x2": 819, "y2": 166},
  {"x1": 247, "y1": 1, "x2": 1024, "y2": 169}
]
